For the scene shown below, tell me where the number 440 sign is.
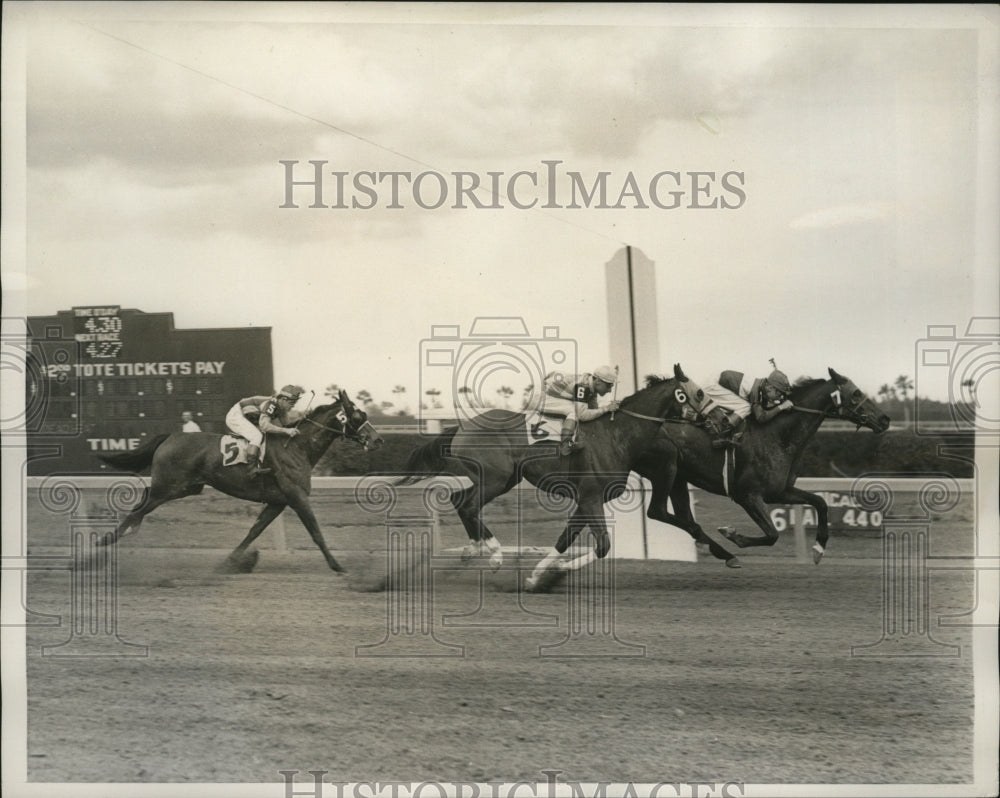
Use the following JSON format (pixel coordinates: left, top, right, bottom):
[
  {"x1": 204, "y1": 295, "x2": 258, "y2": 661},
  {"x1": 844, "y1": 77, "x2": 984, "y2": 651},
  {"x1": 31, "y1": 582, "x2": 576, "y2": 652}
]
[{"x1": 769, "y1": 491, "x2": 884, "y2": 532}]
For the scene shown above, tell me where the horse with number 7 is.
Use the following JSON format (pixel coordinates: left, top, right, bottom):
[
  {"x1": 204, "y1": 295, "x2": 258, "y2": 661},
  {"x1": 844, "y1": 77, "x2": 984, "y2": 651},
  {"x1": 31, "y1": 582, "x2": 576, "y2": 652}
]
[{"x1": 634, "y1": 368, "x2": 891, "y2": 569}]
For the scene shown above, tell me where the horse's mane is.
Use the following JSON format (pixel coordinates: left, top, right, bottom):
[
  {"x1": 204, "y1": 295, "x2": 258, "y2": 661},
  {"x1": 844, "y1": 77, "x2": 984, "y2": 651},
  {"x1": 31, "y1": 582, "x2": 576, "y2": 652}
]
[
  {"x1": 292, "y1": 401, "x2": 343, "y2": 424},
  {"x1": 789, "y1": 376, "x2": 825, "y2": 396},
  {"x1": 616, "y1": 374, "x2": 677, "y2": 407},
  {"x1": 643, "y1": 374, "x2": 674, "y2": 388}
]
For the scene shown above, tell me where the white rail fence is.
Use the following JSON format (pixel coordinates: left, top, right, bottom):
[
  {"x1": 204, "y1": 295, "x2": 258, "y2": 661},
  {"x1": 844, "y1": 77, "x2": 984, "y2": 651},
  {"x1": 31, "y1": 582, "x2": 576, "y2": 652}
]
[{"x1": 24, "y1": 475, "x2": 973, "y2": 563}]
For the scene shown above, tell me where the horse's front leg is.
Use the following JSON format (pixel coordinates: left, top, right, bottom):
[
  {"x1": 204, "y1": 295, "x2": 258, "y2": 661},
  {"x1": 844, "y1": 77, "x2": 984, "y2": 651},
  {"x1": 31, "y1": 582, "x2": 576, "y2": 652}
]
[
  {"x1": 224, "y1": 502, "x2": 286, "y2": 572},
  {"x1": 721, "y1": 493, "x2": 781, "y2": 549},
  {"x1": 281, "y1": 488, "x2": 342, "y2": 573},
  {"x1": 777, "y1": 486, "x2": 830, "y2": 564},
  {"x1": 555, "y1": 499, "x2": 610, "y2": 573},
  {"x1": 526, "y1": 506, "x2": 588, "y2": 589},
  {"x1": 662, "y1": 481, "x2": 741, "y2": 568}
]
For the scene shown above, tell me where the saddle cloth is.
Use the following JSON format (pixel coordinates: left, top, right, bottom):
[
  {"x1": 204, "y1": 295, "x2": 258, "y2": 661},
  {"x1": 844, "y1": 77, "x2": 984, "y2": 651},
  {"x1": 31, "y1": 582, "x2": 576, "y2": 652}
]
[
  {"x1": 220, "y1": 436, "x2": 267, "y2": 467},
  {"x1": 524, "y1": 413, "x2": 562, "y2": 445}
]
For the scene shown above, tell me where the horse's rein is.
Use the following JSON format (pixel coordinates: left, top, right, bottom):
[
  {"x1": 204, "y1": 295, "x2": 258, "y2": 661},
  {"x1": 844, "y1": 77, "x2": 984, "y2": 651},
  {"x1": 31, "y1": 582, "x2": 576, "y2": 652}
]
[
  {"x1": 618, "y1": 408, "x2": 688, "y2": 424},
  {"x1": 790, "y1": 389, "x2": 867, "y2": 421},
  {"x1": 303, "y1": 414, "x2": 373, "y2": 444}
]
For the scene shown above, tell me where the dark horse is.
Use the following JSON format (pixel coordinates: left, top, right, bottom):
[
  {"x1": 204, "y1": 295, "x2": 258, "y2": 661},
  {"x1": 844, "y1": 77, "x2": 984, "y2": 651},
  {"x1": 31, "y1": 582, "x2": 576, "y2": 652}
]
[
  {"x1": 96, "y1": 390, "x2": 383, "y2": 573},
  {"x1": 395, "y1": 365, "x2": 708, "y2": 575},
  {"x1": 628, "y1": 368, "x2": 891, "y2": 570}
]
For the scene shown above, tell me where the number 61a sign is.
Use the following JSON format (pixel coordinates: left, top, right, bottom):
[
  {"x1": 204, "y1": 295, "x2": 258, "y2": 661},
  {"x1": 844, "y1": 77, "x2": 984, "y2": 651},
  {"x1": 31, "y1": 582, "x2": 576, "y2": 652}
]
[{"x1": 769, "y1": 501, "x2": 884, "y2": 532}]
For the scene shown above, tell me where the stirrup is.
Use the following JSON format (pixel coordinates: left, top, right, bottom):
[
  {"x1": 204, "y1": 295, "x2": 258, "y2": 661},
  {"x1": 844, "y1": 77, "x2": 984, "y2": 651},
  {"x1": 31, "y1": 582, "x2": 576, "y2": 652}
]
[
  {"x1": 558, "y1": 440, "x2": 576, "y2": 456},
  {"x1": 249, "y1": 462, "x2": 271, "y2": 475}
]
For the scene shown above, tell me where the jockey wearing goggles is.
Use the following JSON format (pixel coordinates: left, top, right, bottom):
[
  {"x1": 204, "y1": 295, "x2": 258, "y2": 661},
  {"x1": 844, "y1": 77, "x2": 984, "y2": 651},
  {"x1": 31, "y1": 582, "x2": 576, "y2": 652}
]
[
  {"x1": 701, "y1": 366, "x2": 794, "y2": 448},
  {"x1": 225, "y1": 384, "x2": 305, "y2": 475}
]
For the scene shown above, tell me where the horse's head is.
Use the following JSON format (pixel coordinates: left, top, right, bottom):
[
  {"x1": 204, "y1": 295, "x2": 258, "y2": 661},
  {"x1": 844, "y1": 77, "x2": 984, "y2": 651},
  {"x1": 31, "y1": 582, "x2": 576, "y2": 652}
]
[
  {"x1": 336, "y1": 389, "x2": 384, "y2": 451},
  {"x1": 825, "y1": 368, "x2": 891, "y2": 433},
  {"x1": 634, "y1": 364, "x2": 710, "y2": 423}
]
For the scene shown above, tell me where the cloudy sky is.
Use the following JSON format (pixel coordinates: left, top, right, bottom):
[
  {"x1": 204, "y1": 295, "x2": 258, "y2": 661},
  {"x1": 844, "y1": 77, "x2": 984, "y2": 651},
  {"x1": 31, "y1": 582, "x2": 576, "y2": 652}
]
[{"x1": 4, "y1": 3, "x2": 998, "y2": 410}]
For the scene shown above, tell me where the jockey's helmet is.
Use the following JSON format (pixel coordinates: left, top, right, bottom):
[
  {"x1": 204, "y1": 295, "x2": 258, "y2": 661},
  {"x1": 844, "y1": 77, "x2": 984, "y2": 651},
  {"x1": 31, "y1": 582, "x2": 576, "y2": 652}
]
[
  {"x1": 278, "y1": 384, "x2": 305, "y2": 400},
  {"x1": 592, "y1": 365, "x2": 617, "y2": 385},
  {"x1": 766, "y1": 369, "x2": 791, "y2": 394}
]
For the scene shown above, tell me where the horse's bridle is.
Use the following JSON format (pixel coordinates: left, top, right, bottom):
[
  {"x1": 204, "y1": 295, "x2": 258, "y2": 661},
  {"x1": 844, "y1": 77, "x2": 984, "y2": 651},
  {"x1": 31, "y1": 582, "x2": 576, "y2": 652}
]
[
  {"x1": 303, "y1": 413, "x2": 376, "y2": 446},
  {"x1": 617, "y1": 382, "x2": 708, "y2": 425},
  {"x1": 791, "y1": 385, "x2": 871, "y2": 426}
]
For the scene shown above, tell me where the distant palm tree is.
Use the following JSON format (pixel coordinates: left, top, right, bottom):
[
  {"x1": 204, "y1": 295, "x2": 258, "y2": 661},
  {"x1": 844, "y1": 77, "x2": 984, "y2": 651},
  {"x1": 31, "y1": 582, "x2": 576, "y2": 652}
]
[
  {"x1": 324, "y1": 383, "x2": 340, "y2": 399},
  {"x1": 425, "y1": 388, "x2": 442, "y2": 409},
  {"x1": 356, "y1": 389, "x2": 374, "y2": 408},
  {"x1": 496, "y1": 385, "x2": 514, "y2": 409},
  {"x1": 961, "y1": 378, "x2": 977, "y2": 405},
  {"x1": 894, "y1": 375, "x2": 914, "y2": 425}
]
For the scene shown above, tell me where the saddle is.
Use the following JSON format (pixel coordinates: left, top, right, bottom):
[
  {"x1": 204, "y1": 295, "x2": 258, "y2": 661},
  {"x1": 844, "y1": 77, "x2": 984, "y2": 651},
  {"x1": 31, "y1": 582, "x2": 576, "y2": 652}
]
[
  {"x1": 524, "y1": 413, "x2": 562, "y2": 446},
  {"x1": 220, "y1": 436, "x2": 267, "y2": 467}
]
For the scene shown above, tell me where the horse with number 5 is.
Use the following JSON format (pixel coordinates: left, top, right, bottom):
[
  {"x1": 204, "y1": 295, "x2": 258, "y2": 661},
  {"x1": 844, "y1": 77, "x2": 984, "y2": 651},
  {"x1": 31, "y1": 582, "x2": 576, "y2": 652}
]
[
  {"x1": 96, "y1": 390, "x2": 383, "y2": 574},
  {"x1": 631, "y1": 368, "x2": 891, "y2": 569},
  {"x1": 395, "y1": 364, "x2": 709, "y2": 583}
]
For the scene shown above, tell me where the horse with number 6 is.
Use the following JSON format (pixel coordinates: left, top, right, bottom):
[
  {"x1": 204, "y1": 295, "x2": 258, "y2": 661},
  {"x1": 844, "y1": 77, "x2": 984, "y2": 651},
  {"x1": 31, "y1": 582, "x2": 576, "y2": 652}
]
[
  {"x1": 95, "y1": 389, "x2": 383, "y2": 574},
  {"x1": 630, "y1": 368, "x2": 891, "y2": 569},
  {"x1": 394, "y1": 364, "x2": 710, "y2": 586}
]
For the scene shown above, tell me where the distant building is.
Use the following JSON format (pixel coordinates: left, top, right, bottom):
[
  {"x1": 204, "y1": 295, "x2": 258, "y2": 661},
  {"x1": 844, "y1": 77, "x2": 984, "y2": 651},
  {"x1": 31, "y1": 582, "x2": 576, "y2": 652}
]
[{"x1": 25, "y1": 306, "x2": 272, "y2": 475}]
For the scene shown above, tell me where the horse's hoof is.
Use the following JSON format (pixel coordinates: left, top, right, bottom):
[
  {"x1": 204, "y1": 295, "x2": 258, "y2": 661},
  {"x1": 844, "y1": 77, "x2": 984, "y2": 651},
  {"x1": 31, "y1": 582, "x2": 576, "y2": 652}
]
[
  {"x1": 525, "y1": 576, "x2": 538, "y2": 592},
  {"x1": 489, "y1": 555, "x2": 503, "y2": 573},
  {"x1": 222, "y1": 549, "x2": 259, "y2": 573},
  {"x1": 725, "y1": 557, "x2": 742, "y2": 569}
]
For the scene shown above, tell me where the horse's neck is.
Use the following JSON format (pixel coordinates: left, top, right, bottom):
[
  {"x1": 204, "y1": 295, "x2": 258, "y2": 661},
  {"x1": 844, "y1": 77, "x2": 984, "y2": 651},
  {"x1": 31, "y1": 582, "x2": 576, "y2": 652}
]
[
  {"x1": 766, "y1": 383, "x2": 832, "y2": 449},
  {"x1": 618, "y1": 385, "x2": 674, "y2": 419},
  {"x1": 604, "y1": 394, "x2": 673, "y2": 459},
  {"x1": 301, "y1": 409, "x2": 343, "y2": 463}
]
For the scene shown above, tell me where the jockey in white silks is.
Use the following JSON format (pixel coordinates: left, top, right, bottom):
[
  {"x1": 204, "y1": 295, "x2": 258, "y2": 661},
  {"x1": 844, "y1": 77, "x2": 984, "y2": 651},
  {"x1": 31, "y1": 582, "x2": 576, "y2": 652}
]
[
  {"x1": 537, "y1": 365, "x2": 620, "y2": 455},
  {"x1": 700, "y1": 366, "x2": 794, "y2": 447},
  {"x1": 224, "y1": 384, "x2": 305, "y2": 475}
]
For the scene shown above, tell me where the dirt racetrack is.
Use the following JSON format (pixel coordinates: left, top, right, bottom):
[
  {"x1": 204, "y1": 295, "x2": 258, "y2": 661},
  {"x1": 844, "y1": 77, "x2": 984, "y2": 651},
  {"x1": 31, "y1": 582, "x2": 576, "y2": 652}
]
[{"x1": 19, "y1": 484, "x2": 981, "y2": 789}]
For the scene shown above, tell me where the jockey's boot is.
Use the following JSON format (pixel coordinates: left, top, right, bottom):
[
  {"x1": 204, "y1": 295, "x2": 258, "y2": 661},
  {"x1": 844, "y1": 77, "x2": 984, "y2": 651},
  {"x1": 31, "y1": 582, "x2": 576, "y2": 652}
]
[
  {"x1": 559, "y1": 429, "x2": 579, "y2": 456},
  {"x1": 711, "y1": 415, "x2": 744, "y2": 449},
  {"x1": 246, "y1": 444, "x2": 271, "y2": 475}
]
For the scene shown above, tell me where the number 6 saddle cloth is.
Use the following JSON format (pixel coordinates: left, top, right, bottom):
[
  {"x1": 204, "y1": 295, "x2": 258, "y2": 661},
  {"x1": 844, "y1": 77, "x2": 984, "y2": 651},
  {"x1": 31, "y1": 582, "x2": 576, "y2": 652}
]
[
  {"x1": 523, "y1": 412, "x2": 562, "y2": 445},
  {"x1": 219, "y1": 435, "x2": 268, "y2": 467}
]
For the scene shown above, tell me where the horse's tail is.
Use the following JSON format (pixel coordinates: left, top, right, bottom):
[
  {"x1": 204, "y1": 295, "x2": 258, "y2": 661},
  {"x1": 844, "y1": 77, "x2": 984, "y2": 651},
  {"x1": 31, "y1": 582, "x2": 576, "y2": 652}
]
[
  {"x1": 96, "y1": 433, "x2": 171, "y2": 473},
  {"x1": 394, "y1": 426, "x2": 459, "y2": 486}
]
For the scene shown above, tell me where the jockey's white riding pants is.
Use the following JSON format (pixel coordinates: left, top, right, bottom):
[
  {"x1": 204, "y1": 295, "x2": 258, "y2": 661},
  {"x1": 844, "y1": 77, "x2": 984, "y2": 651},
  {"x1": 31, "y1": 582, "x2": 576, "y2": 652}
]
[
  {"x1": 701, "y1": 383, "x2": 752, "y2": 420},
  {"x1": 225, "y1": 403, "x2": 263, "y2": 446},
  {"x1": 537, "y1": 394, "x2": 577, "y2": 417}
]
